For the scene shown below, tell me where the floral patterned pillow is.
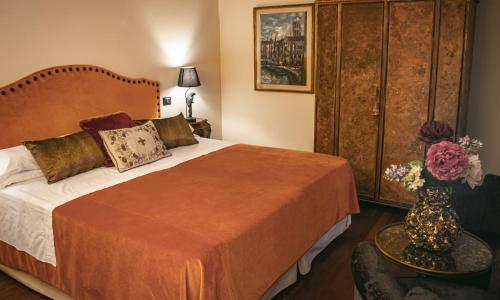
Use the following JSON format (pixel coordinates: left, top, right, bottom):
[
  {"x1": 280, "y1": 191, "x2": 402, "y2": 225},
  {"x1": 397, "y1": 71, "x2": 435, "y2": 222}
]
[{"x1": 99, "y1": 121, "x2": 171, "y2": 172}]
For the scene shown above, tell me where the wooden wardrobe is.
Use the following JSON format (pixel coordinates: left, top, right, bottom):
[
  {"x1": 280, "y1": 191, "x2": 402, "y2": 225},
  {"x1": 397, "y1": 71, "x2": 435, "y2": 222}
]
[{"x1": 314, "y1": 0, "x2": 477, "y2": 207}]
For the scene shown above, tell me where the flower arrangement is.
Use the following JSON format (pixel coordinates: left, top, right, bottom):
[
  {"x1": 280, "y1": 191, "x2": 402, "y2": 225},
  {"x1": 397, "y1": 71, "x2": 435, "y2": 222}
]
[{"x1": 384, "y1": 121, "x2": 484, "y2": 191}]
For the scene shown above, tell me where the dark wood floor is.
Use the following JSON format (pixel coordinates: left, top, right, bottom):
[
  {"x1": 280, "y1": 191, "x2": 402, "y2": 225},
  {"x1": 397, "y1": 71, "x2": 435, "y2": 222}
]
[
  {"x1": 0, "y1": 202, "x2": 405, "y2": 300},
  {"x1": 0, "y1": 272, "x2": 48, "y2": 300}
]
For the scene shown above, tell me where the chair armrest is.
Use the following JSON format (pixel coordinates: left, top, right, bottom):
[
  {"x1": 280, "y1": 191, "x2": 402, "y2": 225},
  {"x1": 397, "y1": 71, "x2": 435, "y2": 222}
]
[
  {"x1": 403, "y1": 287, "x2": 440, "y2": 300},
  {"x1": 351, "y1": 242, "x2": 406, "y2": 300},
  {"x1": 489, "y1": 247, "x2": 500, "y2": 295}
]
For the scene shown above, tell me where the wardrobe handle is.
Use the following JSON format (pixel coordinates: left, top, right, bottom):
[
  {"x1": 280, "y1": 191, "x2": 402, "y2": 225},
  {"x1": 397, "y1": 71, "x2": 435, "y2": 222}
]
[{"x1": 371, "y1": 87, "x2": 380, "y2": 116}]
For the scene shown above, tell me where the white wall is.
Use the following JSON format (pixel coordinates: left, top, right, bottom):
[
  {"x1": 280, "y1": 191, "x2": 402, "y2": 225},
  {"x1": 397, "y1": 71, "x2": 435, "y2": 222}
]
[
  {"x1": 219, "y1": 0, "x2": 315, "y2": 151},
  {"x1": 0, "y1": 0, "x2": 222, "y2": 138},
  {"x1": 467, "y1": 0, "x2": 500, "y2": 175}
]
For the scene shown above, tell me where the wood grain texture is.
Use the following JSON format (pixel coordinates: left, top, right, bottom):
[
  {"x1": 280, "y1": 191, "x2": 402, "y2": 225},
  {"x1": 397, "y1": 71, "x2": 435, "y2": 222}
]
[
  {"x1": 0, "y1": 203, "x2": 407, "y2": 300},
  {"x1": 0, "y1": 271, "x2": 47, "y2": 300},
  {"x1": 380, "y1": 1, "x2": 434, "y2": 205},
  {"x1": 315, "y1": 0, "x2": 476, "y2": 208},
  {"x1": 434, "y1": 0, "x2": 467, "y2": 133},
  {"x1": 456, "y1": 0, "x2": 476, "y2": 137},
  {"x1": 314, "y1": 4, "x2": 338, "y2": 154},
  {"x1": 338, "y1": 3, "x2": 384, "y2": 199}
]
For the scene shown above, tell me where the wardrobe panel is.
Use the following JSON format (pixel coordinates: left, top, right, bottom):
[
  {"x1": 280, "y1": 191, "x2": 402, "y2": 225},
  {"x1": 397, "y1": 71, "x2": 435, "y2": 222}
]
[
  {"x1": 338, "y1": 3, "x2": 384, "y2": 199},
  {"x1": 434, "y1": 0, "x2": 467, "y2": 134},
  {"x1": 315, "y1": 5, "x2": 338, "y2": 154},
  {"x1": 456, "y1": 0, "x2": 476, "y2": 137},
  {"x1": 380, "y1": 1, "x2": 434, "y2": 206}
]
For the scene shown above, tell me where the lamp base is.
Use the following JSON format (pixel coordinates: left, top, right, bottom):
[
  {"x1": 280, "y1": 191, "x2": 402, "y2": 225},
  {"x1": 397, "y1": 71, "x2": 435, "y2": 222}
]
[{"x1": 186, "y1": 117, "x2": 196, "y2": 123}]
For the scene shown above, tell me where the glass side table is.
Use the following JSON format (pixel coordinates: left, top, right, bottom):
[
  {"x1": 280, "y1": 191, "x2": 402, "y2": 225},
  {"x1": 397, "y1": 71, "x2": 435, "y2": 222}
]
[{"x1": 375, "y1": 222, "x2": 494, "y2": 278}]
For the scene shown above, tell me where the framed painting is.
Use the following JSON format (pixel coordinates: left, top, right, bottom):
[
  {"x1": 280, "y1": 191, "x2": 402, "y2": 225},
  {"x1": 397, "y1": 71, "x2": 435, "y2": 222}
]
[{"x1": 254, "y1": 4, "x2": 315, "y2": 93}]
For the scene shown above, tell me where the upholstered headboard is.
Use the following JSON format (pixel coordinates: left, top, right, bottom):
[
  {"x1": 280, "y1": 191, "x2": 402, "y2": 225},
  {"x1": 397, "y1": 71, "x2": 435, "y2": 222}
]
[{"x1": 0, "y1": 65, "x2": 160, "y2": 149}]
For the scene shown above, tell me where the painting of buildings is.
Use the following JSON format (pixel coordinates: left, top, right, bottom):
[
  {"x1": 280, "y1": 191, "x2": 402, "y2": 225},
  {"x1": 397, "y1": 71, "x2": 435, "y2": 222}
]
[{"x1": 260, "y1": 12, "x2": 307, "y2": 86}]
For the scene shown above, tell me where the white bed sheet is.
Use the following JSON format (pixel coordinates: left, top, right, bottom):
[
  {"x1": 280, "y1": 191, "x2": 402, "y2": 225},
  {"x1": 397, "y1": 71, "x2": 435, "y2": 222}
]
[{"x1": 0, "y1": 137, "x2": 234, "y2": 266}]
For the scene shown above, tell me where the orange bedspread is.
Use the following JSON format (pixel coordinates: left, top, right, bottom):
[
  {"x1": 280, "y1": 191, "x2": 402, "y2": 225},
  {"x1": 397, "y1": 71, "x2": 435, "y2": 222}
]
[{"x1": 0, "y1": 144, "x2": 359, "y2": 299}]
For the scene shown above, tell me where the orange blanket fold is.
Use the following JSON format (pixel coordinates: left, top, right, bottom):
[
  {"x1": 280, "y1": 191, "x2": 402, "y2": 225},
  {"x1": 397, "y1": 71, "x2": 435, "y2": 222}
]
[{"x1": 0, "y1": 144, "x2": 359, "y2": 299}]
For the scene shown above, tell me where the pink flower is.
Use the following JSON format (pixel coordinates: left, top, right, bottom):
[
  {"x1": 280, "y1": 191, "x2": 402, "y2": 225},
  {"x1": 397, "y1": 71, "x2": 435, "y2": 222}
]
[{"x1": 425, "y1": 141, "x2": 468, "y2": 181}]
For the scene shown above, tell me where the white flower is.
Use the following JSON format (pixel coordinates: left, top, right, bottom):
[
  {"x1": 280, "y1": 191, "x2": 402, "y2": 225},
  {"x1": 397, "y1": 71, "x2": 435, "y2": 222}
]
[
  {"x1": 403, "y1": 163, "x2": 425, "y2": 192},
  {"x1": 384, "y1": 164, "x2": 409, "y2": 182},
  {"x1": 463, "y1": 154, "x2": 483, "y2": 189},
  {"x1": 459, "y1": 136, "x2": 483, "y2": 154}
]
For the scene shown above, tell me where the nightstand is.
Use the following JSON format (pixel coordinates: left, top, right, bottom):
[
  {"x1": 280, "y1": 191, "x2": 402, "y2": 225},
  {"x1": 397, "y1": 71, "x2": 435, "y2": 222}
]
[{"x1": 188, "y1": 118, "x2": 211, "y2": 138}]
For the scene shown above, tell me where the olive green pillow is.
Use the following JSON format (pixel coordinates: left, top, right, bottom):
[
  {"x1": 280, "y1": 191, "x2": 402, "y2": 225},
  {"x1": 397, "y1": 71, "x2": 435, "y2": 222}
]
[
  {"x1": 23, "y1": 131, "x2": 105, "y2": 183},
  {"x1": 137, "y1": 113, "x2": 198, "y2": 149}
]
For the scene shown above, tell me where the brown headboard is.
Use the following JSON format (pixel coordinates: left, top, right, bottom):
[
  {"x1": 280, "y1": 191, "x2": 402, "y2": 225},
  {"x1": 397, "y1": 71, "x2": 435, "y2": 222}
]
[{"x1": 0, "y1": 65, "x2": 160, "y2": 149}]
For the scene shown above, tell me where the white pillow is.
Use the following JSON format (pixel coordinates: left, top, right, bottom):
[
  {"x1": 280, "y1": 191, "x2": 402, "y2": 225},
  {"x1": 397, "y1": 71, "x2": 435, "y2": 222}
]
[{"x1": 0, "y1": 145, "x2": 43, "y2": 189}]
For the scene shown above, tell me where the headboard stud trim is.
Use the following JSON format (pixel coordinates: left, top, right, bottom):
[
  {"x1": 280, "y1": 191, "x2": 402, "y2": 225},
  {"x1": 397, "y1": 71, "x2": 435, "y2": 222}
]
[
  {"x1": 0, "y1": 64, "x2": 161, "y2": 149},
  {"x1": 0, "y1": 65, "x2": 160, "y2": 98}
]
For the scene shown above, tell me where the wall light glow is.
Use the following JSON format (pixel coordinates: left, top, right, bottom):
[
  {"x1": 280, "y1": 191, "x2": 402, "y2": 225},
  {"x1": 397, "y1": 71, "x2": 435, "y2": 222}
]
[
  {"x1": 136, "y1": 2, "x2": 199, "y2": 68},
  {"x1": 156, "y1": 33, "x2": 193, "y2": 67}
]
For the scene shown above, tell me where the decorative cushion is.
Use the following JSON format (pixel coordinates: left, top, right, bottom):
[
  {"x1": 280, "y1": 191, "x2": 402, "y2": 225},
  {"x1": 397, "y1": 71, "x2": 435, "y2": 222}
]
[
  {"x1": 99, "y1": 121, "x2": 171, "y2": 172},
  {"x1": 140, "y1": 113, "x2": 198, "y2": 148},
  {"x1": 23, "y1": 132, "x2": 105, "y2": 183},
  {"x1": 80, "y1": 112, "x2": 136, "y2": 166}
]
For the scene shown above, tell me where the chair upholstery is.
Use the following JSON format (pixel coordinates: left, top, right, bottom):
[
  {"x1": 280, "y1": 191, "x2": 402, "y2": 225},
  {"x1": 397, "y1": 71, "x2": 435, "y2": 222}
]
[
  {"x1": 452, "y1": 174, "x2": 500, "y2": 249},
  {"x1": 352, "y1": 242, "x2": 498, "y2": 300},
  {"x1": 490, "y1": 249, "x2": 500, "y2": 296}
]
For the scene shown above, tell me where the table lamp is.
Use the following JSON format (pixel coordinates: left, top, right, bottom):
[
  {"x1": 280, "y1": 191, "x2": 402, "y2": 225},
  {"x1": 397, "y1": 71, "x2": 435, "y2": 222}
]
[{"x1": 177, "y1": 67, "x2": 201, "y2": 122}]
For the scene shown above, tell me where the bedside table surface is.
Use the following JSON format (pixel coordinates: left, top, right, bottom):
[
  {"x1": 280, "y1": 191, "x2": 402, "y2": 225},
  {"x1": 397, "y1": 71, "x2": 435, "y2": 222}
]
[
  {"x1": 189, "y1": 118, "x2": 207, "y2": 123},
  {"x1": 188, "y1": 118, "x2": 211, "y2": 139},
  {"x1": 375, "y1": 222, "x2": 494, "y2": 278}
]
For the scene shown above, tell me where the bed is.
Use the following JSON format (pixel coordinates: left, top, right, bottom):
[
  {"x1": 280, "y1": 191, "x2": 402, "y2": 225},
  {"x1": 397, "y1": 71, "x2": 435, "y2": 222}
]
[{"x1": 0, "y1": 65, "x2": 360, "y2": 299}]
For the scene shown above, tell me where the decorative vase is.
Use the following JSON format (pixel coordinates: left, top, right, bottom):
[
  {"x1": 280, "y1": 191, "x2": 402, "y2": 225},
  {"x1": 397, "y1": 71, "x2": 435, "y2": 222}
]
[{"x1": 404, "y1": 186, "x2": 461, "y2": 252}]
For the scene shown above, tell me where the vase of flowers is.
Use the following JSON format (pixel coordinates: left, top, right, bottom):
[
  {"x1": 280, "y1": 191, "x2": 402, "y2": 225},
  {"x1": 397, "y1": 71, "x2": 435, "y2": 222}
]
[{"x1": 384, "y1": 121, "x2": 484, "y2": 252}]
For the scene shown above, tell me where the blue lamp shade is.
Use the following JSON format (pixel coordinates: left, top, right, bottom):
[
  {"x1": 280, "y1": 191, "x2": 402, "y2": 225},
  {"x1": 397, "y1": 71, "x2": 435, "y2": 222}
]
[{"x1": 177, "y1": 67, "x2": 201, "y2": 87}]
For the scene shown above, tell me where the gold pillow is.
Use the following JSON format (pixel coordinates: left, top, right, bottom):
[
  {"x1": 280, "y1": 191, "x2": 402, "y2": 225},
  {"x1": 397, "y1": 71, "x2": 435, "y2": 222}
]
[
  {"x1": 99, "y1": 121, "x2": 171, "y2": 172},
  {"x1": 136, "y1": 113, "x2": 198, "y2": 149},
  {"x1": 23, "y1": 132, "x2": 105, "y2": 183}
]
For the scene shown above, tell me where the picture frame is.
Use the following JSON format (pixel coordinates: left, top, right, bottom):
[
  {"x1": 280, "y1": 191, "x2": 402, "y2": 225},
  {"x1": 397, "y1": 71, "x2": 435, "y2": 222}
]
[{"x1": 254, "y1": 4, "x2": 315, "y2": 93}]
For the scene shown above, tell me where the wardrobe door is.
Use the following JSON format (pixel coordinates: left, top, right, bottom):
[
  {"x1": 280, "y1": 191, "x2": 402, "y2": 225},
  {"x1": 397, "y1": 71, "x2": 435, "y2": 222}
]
[
  {"x1": 315, "y1": 4, "x2": 338, "y2": 155},
  {"x1": 380, "y1": 1, "x2": 435, "y2": 206},
  {"x1": 338, "y1": 3, "x2": 384, "y2": 199},
  {"x1": 434, "y1": 0, "x2": 468, "y2": 136}
]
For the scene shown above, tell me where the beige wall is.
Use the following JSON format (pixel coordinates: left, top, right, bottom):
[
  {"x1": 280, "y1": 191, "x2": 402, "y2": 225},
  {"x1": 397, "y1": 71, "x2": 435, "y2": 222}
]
[
  {"x1": 219, "y1": 0, "x2": 315, "y2": 151},
  {"x1": 468, "y1": 0, "x2": 500, "y2": 175},
  {"x1": 0, "y1": 0, "x2": 222, "y2": 139}
]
